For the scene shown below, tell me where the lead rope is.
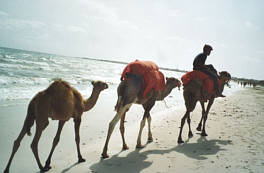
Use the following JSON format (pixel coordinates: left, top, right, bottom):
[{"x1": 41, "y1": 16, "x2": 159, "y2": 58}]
[{"x1": 163, "y1": 99, "x2": 169, "y2": 108}]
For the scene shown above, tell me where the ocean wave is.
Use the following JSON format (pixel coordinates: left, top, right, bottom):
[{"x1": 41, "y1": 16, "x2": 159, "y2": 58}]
[
  {"x1": 0, "y1": 76, "x2": 49, "y2": 87},
  {"x1": 0, "y1": 47, "x2": 239, "y2": 103}
]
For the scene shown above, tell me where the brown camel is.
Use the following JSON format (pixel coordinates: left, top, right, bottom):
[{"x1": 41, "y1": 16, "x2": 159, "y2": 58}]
[
  {"x1": 4, "y1": 79, "x2": 108, "y2": 173},
  {"x1": 101, "y1": 74, "x2": 181, "y2": 158},
  {"x1": 177, "y1": 71, "x2": 231, "y2": 144}
]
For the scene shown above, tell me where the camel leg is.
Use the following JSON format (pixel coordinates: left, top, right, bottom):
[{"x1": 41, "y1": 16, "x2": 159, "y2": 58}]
[
  {"x1": 147, "y1": 116, "x2": 153, "y2": 142},
  {"x1": 44, "y1": 120, "x2": 65, "y2": 170},
  {"x1": 197, "y1": 102, "x2": 205, "y2": 131},
  {"x1": 101, "y1": 104, "x2": 132, "y2": 158},
  {"x1": 144, "y1": 100, "x2": 155, "y2": 143},
  {"x1": 201, "y1": 99, "x2": 214, "y2": 136},
  {"x1": 136, "y1": 115, "x2": 147, "y2": 148},
  {"x1": 178, "y1": 111, "x2": 190, "y2": 144},
  {"x1": 31, "y1": 120, "x2": 49, "y2": 172},
  {"x1": 187, "y1": 115, "x2": 193, "y2": 138},
  {"x1": 120, "y1": 112, "x2": 129, "y2": 150},
  {"x1": 136, "y1": 100, "x2": 155, "y2": 148},
  {"x1": 73, "y1": 118, "x2": 85, "y2": 163},
  {"x1": 4, "y1": 122, "x2": 32, "y2": 173}
]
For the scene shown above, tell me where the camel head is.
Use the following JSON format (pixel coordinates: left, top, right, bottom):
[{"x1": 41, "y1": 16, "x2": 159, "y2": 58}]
[
  {"x1": 91, "y1": 80, "x2": 108, "y2": 91},
  {"x1": 218, "y1": 71, "x2": 231, "y2": 85},
  {"x1": 157, "y1": 77, "x2": 181, "y2": 100},
  {"x1": 165, "y1": 77, "x2": 181, "y2": 90}
]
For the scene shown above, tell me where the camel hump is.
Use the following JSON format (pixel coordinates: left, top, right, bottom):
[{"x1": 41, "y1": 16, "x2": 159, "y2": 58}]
[
  {"x1": 46, "y1": 79, "x2": 82, "y2": 98},
  {"x1": 46, "y1": 79, "x2": 71, "y2": 94},
  {"x1": 45, "y1": 79, "x2": 83, "y2": 116}
]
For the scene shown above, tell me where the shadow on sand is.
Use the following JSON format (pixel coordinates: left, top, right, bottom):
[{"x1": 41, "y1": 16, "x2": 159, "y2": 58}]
[
  {"x1": 89, "y1": 137, "x2": 232, "y2": 173},
  {"x1": 60, "y1": 162, "x2": 79, "y2": 173},
  {"x1": 35, "y1": 162, "x2": 80, "y2": 173}
]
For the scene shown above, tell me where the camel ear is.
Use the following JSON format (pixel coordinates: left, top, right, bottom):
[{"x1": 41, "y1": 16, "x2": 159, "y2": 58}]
[
  {"x1": 91, "y1": 81, "x2": 95, "y2": 85},
  {"x1": 219, "y1": 72, "x2": 223, "y2": 76},
  {"x1": 166, "y1": 77, "x2": 169, "y2": 81}
]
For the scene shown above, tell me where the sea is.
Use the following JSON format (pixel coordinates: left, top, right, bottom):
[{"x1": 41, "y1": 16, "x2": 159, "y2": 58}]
[{"x1": 0, "y1": 46, "x2": 240, "y2": 108}]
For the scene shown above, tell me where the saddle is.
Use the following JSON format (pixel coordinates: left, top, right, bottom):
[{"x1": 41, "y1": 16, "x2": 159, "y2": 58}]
[
  {"x1": 181, "y1": 70, "x2": 220, "y2": 95},
  {"x1": 121, "y1": 60, "x2": 165, "y2": 98}
]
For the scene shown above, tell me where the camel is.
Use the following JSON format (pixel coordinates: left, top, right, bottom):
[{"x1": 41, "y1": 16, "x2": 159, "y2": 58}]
[
  {"x1": 177, "y1": 71, "x2": 231, "y2": 144},
  {"x1": 4, "y1": 79, "x2": 108, "y2": 173},
  {"x1": 101, "y1": 73, "x2": 181, "y2": 158}
]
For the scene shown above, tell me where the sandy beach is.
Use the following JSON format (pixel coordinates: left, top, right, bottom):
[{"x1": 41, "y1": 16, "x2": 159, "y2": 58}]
[{"x1": 1, "y1": 86, "x2": 264, "y2": 173}]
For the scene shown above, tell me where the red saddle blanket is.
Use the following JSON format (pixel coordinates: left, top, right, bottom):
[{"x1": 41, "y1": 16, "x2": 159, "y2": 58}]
[
  {"x1": 121, "y1": 60, "x2": 165, "y2": 98},
  {"x1": 181, "y1": 71, "x2": 220, "y2": 95}
]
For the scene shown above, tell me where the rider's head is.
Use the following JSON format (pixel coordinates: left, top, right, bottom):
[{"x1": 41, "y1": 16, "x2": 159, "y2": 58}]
[{"x1": 203, "y1": 44, "x2": 213, "y2": 56}]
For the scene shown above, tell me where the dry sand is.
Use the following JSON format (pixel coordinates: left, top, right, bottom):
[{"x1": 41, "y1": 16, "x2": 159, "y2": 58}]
[{"x1": 1, "y1": 87, "x2": 264, "y2": 173}]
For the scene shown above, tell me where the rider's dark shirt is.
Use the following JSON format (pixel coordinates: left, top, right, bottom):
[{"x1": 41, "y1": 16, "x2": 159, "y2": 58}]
[{"x1": 193, "y1": 53, "x2": 207, "y2": 70}]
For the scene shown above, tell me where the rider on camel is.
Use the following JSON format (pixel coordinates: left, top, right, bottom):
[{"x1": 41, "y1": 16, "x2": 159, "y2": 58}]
[{"x1": 193, "y1": 44, "x2": 225, "y2": 97}]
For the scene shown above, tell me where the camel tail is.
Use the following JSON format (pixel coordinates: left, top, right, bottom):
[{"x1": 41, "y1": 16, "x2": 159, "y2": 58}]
[
  {"x1": 25, "y1": 101, "x2": 35, "y2": 136},
  {"x1": 115, "y1": 80, "x2": 126, "y2": 112},
  {"x1": 114, "y1": 96, "x2": 122, "y2": 112},
  {"x1": 115, "y1": 74, "x2": 142, "y2": 112}
]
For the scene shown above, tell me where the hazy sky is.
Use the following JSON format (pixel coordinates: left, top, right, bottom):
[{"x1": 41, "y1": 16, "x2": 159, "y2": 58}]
[{"x1": 0, "y1": 0, "x2": 263, "y2": 80}]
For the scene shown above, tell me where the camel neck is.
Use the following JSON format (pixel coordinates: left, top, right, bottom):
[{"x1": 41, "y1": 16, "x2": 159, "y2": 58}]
[
  {"x1": 157, "y1": 85, "x2": 173, "y2": 101},
  {"x1": 219, "y1": 80, "x2": 226, "y2": 93},
  {"x1": 84, "y1": 88, "x2": 101, "y2": 112}
]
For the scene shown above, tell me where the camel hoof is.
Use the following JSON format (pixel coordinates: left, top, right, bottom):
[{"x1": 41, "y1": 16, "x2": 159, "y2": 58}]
[
  {"x1": 196, "y1": 126, "x2": 202, "y2": 131},
  {"x1": 122, "y1": 145, "x2": 129, "y2": 150},
  {"x1": 188, "y1": 131, "x2": 193, "y2": 138},
  {"x1": 78, "y1": 157, "x2": 86, "y2": 163},
  {"x1": 201, "y1": 132, "x2": 208, "y2": 136},
  {"x1": 177, "y1": 138, "x2": 184, "y2": 144},
  {"x1": 40, "y1": 166, "x2": 51, "y2": 172},
  {"x1": 147, "y1": 137, "x2": 153, "y2": 143},
  {"x1": 101, "y1": 153, "x2": 109, "y2": 159},
  {"x1": 136, "y1": 144, "x2": 144, "y2": 149}
]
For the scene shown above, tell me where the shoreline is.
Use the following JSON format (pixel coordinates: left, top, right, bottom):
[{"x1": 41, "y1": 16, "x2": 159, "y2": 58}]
[{"x1": 1, "y1": 87, "x2": 264, "y2": 173}]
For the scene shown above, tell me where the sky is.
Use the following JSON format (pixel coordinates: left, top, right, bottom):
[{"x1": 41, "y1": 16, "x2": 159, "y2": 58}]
[{"x1": 0, "y1": 0, "x2": 263, "y2": 80}]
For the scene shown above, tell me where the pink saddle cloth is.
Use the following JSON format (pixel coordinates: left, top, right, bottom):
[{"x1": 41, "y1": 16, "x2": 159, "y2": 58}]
[
  {"x1": 181, "y1": 70, "x2": 220, "y2": 95},
  {"x1": 121, "y1": 60, "x2": 165, "y2": 98}
]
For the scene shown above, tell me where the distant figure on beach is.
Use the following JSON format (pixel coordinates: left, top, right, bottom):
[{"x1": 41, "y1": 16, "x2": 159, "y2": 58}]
[
  {"x1": 101, "y1": 60, "x2": 181, "y2": 158},
  {"x1": 243, "y1": 81, "x2": 247, "y2": 87},
  {"x1": 193, "y1": 44, "x2": 225, "y2": 97},
  {"x1": 178, "y1": 54, "x2": 231, "y2": 143},
  {"x1": 4, "y1": 79, "x2": 108, "y2": 173}
]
